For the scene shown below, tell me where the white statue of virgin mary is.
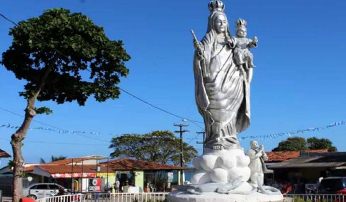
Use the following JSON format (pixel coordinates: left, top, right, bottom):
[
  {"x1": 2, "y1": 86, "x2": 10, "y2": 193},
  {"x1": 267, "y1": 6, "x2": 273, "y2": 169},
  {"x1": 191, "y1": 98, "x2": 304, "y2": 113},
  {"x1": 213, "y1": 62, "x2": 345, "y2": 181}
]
[{"x1": 193, "y1": 0, "x2": 251, "y2": 151}]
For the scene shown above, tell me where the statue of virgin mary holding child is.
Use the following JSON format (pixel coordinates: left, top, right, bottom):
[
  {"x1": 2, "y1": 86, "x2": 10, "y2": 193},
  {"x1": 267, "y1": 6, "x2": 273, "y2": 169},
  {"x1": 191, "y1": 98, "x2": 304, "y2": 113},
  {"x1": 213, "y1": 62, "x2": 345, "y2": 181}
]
[{"x1": 193, "y1": 0, "x2": 252, "y2": 151}]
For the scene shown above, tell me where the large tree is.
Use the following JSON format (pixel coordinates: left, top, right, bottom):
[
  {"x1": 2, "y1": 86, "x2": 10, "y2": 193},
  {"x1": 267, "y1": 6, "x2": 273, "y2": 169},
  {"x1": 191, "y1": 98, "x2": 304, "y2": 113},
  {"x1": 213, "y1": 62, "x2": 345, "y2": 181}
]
[
  {"x1": 273, "y1": 136, "x2": 337, "y2": 152},
  {"x1": 109, "y1": 131, "x2": 198, "y2": 165},
  {"x1": 307, "y1": 137, "x2": 337, "y2": 152},
  {"x1": 272, "y1": 137, "x2": 307, "y2": 151},
  {"x1": 1, "y1": 8, "x2": 130, "y2": 201},
  {"x1": 40, "y1": 155, "x2": 67, "y2": 164}
]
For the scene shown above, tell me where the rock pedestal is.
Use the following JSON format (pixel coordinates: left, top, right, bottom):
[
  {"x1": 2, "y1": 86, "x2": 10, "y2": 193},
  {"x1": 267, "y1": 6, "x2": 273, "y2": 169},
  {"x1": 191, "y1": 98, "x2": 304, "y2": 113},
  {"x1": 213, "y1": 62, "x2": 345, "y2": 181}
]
[
  {"x1": 168, "y1": 191, "x2": 284, "y2": 202},
  {"x1": 191, "y1": 148, "x2": 250, "y2": 185},
  {"x1": 168, "y1": 148, "x2": 283, "y2": 202}
]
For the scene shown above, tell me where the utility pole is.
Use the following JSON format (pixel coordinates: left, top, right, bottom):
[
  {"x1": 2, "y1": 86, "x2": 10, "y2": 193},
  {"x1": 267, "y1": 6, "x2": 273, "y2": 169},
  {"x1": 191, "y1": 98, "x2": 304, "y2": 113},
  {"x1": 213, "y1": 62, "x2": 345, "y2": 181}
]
[
  {"x1": 174, "y1": 122, "x2": 189, "y2": 185},
  {"x1": 196, "y1": 131, "x2": 206, "y2": 154},
  {"x1": 106, "y1": 157, "x2": 109, "y2": 190},
  {"x1": 71, "y1": 158, "x2": 74, "y2": 193}
]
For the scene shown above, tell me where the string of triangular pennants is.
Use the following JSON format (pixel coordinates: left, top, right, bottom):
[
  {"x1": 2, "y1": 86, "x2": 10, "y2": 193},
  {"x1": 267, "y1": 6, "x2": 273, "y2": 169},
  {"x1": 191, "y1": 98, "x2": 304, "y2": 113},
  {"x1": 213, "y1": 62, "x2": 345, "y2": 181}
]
[
  {"x1": 0, "y1": 123, "x2": 101, "y2": 135},
  {"x1": 1, "y1": 120, "x2": 345, "y2": 140},
  {"x1": 240, "y1": 120, "x2": 346, "y2": 140}
]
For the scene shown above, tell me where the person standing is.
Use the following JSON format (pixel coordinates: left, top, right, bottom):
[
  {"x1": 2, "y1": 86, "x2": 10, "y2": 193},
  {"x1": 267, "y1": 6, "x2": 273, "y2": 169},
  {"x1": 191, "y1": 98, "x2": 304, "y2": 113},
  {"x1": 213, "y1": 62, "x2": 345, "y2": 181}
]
[{"x1": 115, "y1": 179, "x2": 120, "y2": 193}]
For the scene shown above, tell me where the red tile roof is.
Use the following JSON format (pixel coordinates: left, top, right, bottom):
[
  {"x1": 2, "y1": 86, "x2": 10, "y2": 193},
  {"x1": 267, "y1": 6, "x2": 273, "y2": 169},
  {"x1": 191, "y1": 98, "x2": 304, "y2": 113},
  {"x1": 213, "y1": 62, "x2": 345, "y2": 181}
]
[
  {"x1": 44, "y1": 156, "x2": 102, "y2": 165},
  {"x1": 23, "y1": 164, "x2": 41, "y2": 172},
  {"x1": 266, "y1": 151, "x2": 300, "y2": 162},
  {"x1": 23, "y1": 157, "x2": 182, "y2": 176},
  {"x1": 266, "y1": 149, "x2": 329, "y2": 162},
  {"x1": 0, "y1": 149, "x2": 10, "y2": 158},
  {"x1": 102, "y1": 158, "x2": 183, "y2": 171},
  {"x1": 39, "y1": 164, "x2": 102, "y2": 173}
]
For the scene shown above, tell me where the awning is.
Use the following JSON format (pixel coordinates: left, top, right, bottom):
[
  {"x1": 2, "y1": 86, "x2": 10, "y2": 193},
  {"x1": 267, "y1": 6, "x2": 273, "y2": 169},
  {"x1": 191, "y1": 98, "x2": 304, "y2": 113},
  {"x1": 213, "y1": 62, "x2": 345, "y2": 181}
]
[
  {"x1": 334, "y1": 166, "x2": 346, "y2": 170},
  {"x1": 51, "y1": 173, "x2": 96, "y2": 178},
  {"x1": 269, "y1": 162, "x2": 345, "y2": 169}
]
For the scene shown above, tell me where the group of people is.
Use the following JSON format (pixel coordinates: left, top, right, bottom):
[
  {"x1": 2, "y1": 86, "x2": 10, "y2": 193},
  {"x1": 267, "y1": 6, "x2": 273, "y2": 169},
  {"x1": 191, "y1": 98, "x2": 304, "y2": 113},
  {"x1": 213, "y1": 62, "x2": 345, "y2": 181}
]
[
  {"x1": 107, "y1": 180, "x2": 154, "y2": 193},
  {"x1": 270, "y1": 179, "x2": 321, "y2": 194},
  {"x1": 106, "y1": 180, "x2": 120, "y2": 193}
]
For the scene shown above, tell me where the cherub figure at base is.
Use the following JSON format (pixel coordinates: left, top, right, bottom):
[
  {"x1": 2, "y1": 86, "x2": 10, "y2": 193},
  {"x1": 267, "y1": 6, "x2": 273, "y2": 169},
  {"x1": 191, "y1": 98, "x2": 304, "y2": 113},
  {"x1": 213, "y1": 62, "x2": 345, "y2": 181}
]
[
  {"x1": 234, "y1": 18, "x2": 258, "y2": 83},
  {"x1": 247, "y1": 140, "x2": 268, "y2": 193}
]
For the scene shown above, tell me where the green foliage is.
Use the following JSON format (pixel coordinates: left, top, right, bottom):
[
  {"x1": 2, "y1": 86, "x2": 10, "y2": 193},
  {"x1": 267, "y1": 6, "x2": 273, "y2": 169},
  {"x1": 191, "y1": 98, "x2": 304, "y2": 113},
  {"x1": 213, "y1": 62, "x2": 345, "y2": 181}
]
[
  {"x1": 7, "y1": 159, "x2": 15, "y2": 168},
  {"x1": 1, "y1": 8, "x2": 130, "y2": 105},
  {"x1": 39, "y1": 158, "x2": 46, "y2": 164},
  {"x1": 109, "y1": 130, "x2": 198, "y2": 165},
  {"x1": 39, "y1": 155, "x2": 66, "y2": 163},
  {"x1": 292, "y1": 197, "x2": 312, "y2": 202},
  {"x1": 35, "y1": 106, "x2": 53, "y2": 115},
  {"x1": 273, "y1": 137, "x2": 307, "y2": 151},
  {"x1": 51, "y1": 155, "x2": 67, "y2": 162},
  {"x1": 273, "y1": 136, "x2": 337, "y2": 151},
  {"x1": 307, "y1": 137, "x2": 337, "y2": 152}
]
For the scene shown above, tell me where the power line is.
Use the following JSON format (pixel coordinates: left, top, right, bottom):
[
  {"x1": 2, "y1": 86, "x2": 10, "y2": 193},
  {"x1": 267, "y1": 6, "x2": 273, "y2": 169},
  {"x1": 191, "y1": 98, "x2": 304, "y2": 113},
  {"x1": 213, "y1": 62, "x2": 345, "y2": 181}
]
[
  {"x1": 0, "y1": 11, "x2": 204, "y2": 130},
  {"x1": 241, "y1": 120, "x2": 346, "y2": 140},
  {"x1": 0, "y1": 107, "x2": 110, "y2": 143},
  {"x1": 2, "y1": 11, "x2": 345, "y2": 151},
  {"x1": 0, "y1": 107, "x2": 70, "y2": 132},
  {"x1": 0, "y1": 12, "x2": 17, "y2": 26},
  {"x1": 0, "y1": 138, "x2": 108, "y2": 146},
  {"x1": 119, "y1": 88, "x2": 204, "y2": 128}
]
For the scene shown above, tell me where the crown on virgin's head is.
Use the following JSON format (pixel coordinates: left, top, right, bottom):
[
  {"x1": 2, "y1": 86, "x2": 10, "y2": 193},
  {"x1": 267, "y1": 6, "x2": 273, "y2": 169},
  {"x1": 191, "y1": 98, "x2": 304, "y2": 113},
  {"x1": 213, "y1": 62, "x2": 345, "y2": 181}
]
[
  {"x1": 208, "y1": 0, "x2": 225, "y2": 12},
  {"x1": 236, "y1": 18, "x2": 247, "y2": 28}
]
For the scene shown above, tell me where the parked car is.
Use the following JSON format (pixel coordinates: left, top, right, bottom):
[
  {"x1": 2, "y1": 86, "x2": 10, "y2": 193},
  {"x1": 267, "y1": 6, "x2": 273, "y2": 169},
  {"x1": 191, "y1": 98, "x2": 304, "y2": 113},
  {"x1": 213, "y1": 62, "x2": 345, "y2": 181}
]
[
  {"x1": 318, "y1": 177, "x2": 346, "y2": 194},
  {"x1": 23, "y1": 183, "x2": 69, "y2": 199}
]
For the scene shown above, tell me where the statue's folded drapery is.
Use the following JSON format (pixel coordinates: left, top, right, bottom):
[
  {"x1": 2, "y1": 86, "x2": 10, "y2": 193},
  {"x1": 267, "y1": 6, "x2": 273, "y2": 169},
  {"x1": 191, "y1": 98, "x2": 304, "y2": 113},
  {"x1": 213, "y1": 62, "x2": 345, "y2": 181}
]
[{"x1": 194, "y1": 30, "x2": 250, "y2": 150}]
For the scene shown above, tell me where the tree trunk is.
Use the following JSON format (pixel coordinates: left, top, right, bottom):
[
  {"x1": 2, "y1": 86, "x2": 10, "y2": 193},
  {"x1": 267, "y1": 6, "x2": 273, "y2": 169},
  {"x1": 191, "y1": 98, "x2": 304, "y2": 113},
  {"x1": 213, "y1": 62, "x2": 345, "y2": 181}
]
[
  {"x1": 11, "y1": 96, "x2": 37, "y2": 202},
  {"x1": 11, "y1": 67, "x2": 51, "y2": 202}
]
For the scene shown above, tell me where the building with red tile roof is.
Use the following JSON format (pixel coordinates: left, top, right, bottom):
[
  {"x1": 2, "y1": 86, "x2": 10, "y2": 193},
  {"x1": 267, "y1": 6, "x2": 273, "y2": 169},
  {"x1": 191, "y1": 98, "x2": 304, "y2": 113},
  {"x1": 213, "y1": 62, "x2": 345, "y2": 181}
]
[
  {"x1": 1, "y1": 156, "x2": 184, "y2": 193},
  {"x1": 21, "y1": 157, "x2": 183, "y2": 178},
  {"x1": 104, "y1": 158, "x2": 183, "y2": 171},
  {"x1": 264, "y1": 149, "x2": 346, "y2": 186},
  {"x1": 266, "y1": 149, "x2": 329, "y2": 163}
]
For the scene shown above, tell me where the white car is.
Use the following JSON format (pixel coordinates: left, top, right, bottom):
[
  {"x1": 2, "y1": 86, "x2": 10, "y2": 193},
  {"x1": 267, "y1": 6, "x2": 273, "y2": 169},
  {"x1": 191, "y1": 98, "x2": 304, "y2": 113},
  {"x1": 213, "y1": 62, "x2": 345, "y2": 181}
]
[{"x1": 23, "y1": 183, "x2": 68, "y2": 199}]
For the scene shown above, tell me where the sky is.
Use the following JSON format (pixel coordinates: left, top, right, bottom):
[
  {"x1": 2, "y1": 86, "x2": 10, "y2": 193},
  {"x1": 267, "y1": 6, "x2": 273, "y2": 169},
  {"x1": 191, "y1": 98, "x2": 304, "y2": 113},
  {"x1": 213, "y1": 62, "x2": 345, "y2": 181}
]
[{"x1": 1, "y1": 0, "x2": 346, "y2": 166}]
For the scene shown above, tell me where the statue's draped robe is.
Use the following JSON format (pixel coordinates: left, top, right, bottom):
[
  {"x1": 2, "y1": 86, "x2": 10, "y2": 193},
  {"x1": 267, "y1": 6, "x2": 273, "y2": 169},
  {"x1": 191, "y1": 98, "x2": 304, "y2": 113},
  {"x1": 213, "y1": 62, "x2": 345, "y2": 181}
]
[{"x1": 194, "y1": 30, "x2": 250, "y2": 150}]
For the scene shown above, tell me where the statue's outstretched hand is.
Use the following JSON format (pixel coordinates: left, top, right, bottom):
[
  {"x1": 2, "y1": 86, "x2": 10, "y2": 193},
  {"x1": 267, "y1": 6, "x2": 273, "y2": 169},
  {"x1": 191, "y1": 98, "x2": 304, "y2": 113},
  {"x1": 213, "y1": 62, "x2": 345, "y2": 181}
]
[
  {"x1": 227, "y1": 37, "x2": 236, "y2": 48},
  {"x1": 193, "y1": 39, "x2": 202, "y2": 51},
  {"x1": 193, "y1": 40, "x2": 204, "y2": 58}
]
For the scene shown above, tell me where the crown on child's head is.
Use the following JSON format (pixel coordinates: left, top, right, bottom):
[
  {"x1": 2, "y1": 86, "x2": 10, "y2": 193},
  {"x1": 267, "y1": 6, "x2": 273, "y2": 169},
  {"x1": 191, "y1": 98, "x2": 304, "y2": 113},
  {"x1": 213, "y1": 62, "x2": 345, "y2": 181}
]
[
  {"x1": 236, "y1": 18, "x2": 247, "y2": 28},
  {"x1": 208, "y1": 0, "x2": 225, "y2": 12}
]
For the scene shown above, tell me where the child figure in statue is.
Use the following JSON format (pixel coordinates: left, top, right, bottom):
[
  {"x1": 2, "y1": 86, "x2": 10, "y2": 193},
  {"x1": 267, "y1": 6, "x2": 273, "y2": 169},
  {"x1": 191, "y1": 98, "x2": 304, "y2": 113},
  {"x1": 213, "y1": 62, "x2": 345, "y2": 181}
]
[
  {"x1": 248, "y1": 140, "x2": 268, "y2": 192},
  {"x1": 234, "y1": 18, "x2": 258, "y2": 83}
]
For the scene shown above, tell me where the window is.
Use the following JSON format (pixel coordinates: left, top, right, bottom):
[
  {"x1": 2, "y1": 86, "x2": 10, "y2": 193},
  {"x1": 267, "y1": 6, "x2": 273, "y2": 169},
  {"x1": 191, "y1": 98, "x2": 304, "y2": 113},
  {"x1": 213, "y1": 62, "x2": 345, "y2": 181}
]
[
  {"x1": 35, "y1": 184, "x2": 49, "y2": 189},
  {"x1": 48, "y1": 184, "x2": 60, "y2": 189},
  {"x1": 30, "y1": 185, "x2": 38, "y2": 189}
]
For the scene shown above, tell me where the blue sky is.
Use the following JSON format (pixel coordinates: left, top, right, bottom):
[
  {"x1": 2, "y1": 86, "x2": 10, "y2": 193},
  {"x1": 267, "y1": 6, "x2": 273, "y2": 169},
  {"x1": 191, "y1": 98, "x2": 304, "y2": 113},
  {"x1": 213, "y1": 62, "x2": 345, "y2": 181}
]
[{"x1": 1, "y1": 0, "x2": 346, "y2": 165}]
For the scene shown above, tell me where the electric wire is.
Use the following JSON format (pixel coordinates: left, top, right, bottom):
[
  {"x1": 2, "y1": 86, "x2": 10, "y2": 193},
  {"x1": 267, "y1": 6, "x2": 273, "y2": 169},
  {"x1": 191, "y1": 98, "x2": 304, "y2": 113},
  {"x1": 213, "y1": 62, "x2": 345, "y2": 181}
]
[
  {"x1": 0, "y1": 107, "x2": 110, "y2": 143},
  {"x1": 3, "y1": 11, "x2": 345, "y2": 144},
  {"x1": 0, "y1": 138, "x2": 108, "y2": 146},
  {"x1": 0, "y1": 11, "x2": 204, "y2": 130},
  {"x1": 0, "y1": 12, "x2": 17, "y2": 26}
]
